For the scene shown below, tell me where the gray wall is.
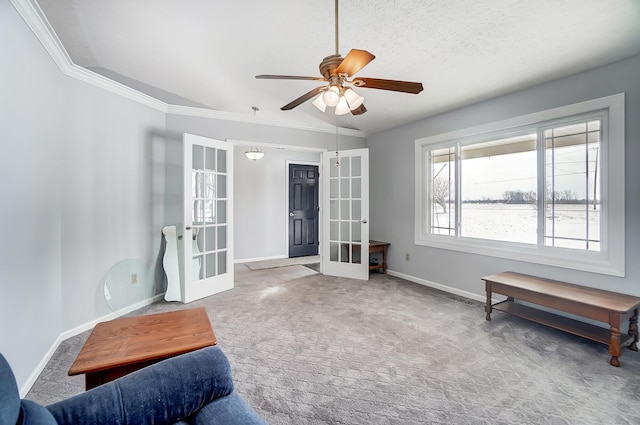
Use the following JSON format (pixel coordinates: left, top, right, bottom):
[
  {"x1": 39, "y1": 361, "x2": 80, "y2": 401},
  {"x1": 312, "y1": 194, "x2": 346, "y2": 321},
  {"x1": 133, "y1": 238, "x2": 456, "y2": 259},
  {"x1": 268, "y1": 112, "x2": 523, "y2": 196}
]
[
  {"x1": 1, "y1": 0, "x2": 63, "y2": 391},
  {"x1": 234, "y1": 145, "x2": 321, "y2": 261},
  {"x1": 1, "y1": 1, "x2": 367, "y2": 390},
  {"x1": 165, "y1": 114, "x2": 366, "y2": 151},
  {"x1": 165, "y1": 114, "x2": 366, "y2": 262},
  {"x1": 0, "y1": 2, "x2": 168, "y2": 389},
  {"x1": 368, "y1": 54, "x2": 640, "y2": 298}
]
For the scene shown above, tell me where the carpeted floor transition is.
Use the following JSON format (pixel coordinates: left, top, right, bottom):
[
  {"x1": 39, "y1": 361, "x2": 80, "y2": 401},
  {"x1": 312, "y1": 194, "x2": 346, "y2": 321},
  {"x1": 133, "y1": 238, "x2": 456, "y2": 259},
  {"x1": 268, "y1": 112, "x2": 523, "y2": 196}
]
[
  {"x1": 244, "y1": 255, "x2": 320, "y2": 270},
  {"x1": 27, "y1": 264, "x2": 640, "y2": 424}
]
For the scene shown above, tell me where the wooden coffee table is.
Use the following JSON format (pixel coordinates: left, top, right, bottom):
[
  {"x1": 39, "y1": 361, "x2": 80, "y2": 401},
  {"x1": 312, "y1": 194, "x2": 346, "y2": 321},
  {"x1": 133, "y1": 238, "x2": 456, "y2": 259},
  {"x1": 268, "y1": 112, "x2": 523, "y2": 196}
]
[{"x1": 69, "y1": 307, "x2": 217, "y2": 389}]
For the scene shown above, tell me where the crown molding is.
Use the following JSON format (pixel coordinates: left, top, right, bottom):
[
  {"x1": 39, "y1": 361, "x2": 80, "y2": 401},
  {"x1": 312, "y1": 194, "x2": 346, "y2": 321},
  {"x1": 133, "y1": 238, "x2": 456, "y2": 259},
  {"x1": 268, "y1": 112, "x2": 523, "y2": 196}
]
[
  {"x1": 10, "y1": 0, "x2": 168, "y2": 112},
  {"x1": 10, "y1": 0, "x2": 71, "y2": 72},
  {"x1": 10, "y1": 0, "x2": 368, "y2": 138},
  {"x1": 166, "y1": 105, "x2": 368, "y2": 138}
]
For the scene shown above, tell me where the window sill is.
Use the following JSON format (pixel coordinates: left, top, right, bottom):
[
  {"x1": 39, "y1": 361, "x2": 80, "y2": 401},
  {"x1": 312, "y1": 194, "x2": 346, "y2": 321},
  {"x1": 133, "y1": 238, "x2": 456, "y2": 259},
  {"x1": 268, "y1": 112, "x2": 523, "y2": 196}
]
[{"x1": 414, "y1": 234, "x2": 624, "y2": 277}]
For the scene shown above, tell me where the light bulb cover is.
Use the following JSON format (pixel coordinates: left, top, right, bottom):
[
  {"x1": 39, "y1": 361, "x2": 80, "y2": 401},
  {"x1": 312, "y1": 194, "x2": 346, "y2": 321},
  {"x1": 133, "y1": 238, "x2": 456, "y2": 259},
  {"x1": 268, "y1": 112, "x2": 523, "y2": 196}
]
[
  {"x1": 312, "y1": 93, "x2": 327, "y2": 112},
  {"x1": 334, "y1": 96, "x2": 351, "y2": 115},
  {"x1": 343, "y1": 88, "x2": 365, "y2": 110},
  {"x1": 244, "y1": 148, "x2": 264, "y2": 161},
  {"x1": 322, "y1": 86, "x2": 340, "y2": 107}
]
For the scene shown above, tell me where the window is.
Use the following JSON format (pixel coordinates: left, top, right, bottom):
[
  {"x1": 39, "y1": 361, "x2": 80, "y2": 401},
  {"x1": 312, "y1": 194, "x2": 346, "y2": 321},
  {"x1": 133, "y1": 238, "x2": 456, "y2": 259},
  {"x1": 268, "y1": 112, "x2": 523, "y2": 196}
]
[{"x1": 415, "y1": 94, "x2": 625, "y2": 276}]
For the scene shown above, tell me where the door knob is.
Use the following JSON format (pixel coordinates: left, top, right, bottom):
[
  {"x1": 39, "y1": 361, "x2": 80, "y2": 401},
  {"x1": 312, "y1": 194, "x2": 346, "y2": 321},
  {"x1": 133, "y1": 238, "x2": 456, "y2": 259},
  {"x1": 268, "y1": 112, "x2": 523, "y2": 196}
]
[
  {"x1": 360, "y1": 219, "x2": 368, "y2": 224},
  {"x1": 186, "y1": 226, "x2": 192, "y2": 230},
  {"x1": 289, "y1": 213, "x2": 294, "y2": 217}
]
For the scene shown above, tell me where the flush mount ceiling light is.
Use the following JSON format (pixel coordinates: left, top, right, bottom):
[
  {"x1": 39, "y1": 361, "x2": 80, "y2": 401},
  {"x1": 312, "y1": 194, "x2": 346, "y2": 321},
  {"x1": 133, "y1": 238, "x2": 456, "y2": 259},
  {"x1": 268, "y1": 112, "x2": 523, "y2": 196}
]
[
  {"x1": 255, "y1": 0, "x2": 423, "y2": 116},
  {"x1": 244, "y1": 147, "x2": 264, "y2": 161}
]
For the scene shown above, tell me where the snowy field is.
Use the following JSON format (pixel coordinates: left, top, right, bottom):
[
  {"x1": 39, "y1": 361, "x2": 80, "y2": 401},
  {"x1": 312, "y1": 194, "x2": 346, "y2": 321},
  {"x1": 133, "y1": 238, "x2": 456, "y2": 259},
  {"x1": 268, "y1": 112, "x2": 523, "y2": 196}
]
[{"x1": 433, "y1": 203, "x2": 600, "y2": 250}]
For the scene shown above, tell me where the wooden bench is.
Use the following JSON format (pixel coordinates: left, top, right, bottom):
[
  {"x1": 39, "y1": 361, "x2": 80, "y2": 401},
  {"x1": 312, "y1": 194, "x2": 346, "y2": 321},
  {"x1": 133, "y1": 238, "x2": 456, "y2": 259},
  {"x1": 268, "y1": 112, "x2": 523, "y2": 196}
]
[{"x1": 483, "y1": 271, "x2": 640, "y2": 367}]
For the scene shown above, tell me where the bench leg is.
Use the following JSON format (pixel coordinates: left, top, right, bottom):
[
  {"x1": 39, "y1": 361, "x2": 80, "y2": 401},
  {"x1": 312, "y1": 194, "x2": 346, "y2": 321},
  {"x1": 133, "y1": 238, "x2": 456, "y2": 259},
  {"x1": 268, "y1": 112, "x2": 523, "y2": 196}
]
[
  {"x1": 609, "y1": 325, "x2": 622, "y2": 367},
  {"x1": 629, "y1": 308, "x2": 639, "y2": 352},
  {"x1": 485, "y1": 284, "x2": 492, "y2": 321}
]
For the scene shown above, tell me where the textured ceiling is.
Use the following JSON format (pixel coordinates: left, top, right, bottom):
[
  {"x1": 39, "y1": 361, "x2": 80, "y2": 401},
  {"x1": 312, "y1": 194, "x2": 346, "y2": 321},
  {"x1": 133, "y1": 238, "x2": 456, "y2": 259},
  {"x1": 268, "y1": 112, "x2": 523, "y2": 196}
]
[{"x1": 36, "y1": 0, "x2": 640, "y2": 134}]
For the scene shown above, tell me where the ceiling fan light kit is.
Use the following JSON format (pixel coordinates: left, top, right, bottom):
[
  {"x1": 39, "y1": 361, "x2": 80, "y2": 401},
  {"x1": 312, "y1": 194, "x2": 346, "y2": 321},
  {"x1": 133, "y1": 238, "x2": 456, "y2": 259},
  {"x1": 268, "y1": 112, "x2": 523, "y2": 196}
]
[
  {"x1": 322, "y1": 85, "x2": 341, "y2": 107},
  {"x1": 255, "y1": 0, "x2": 423, "y2": 117},
  {"x1": 343, "y1": 88, "x2": 364, "y2": 109},
  {"x1": 334, "y1": 96, "x2": 351, "y2": 115},
  {"x1": 311, "y1": 94, "x2": 328, "y2": 112}
]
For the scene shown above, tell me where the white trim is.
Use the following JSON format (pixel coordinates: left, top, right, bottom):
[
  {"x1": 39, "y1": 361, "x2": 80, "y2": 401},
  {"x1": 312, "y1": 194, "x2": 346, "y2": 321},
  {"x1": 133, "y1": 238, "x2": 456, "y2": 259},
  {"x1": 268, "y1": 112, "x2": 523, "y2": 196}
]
[
  {"x1": 169, "y1": 106, "x2": 368, "y2": 138},
  {"x1": 415, "y1": 94, "x2": 625, "y2": 147},
  {"x1": 227, "y1": 139, "x2": 328, "y2": 152},
  {"x1": 9, "y1": 0, "x2": 167, "y2": 112},
  {"x1": 414, "y1": 93, "x2": 625, "y2": 277},
  {"x1": 387, "y1": 269, "x2": 486, "y2": 303},
  {"x1": 10, "y1": 0, "x2": 71, "y2": 73},
  {"x1": 235, "y1": 254, "x2": 288, "y2": 264},
  {"x1": 9, "y1": 0, "x2": 369, "y2": 138},
  {"x1": 19, "y1": 294, "x2": 163, "y2": 397}
]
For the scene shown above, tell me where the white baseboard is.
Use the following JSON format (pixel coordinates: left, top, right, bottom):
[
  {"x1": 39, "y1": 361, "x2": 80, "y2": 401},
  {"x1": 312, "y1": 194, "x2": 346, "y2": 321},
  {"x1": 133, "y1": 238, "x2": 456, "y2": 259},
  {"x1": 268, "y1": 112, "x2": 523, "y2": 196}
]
[
  {"x1": 235, "y1": 254, "x2": 288, "y2": 264},
  {"x1": 19, "y1": 293, "x2": 164, "y2": 397},
  {"x1": 386, "y1": 269, "x2": 486, "y2": 303}
]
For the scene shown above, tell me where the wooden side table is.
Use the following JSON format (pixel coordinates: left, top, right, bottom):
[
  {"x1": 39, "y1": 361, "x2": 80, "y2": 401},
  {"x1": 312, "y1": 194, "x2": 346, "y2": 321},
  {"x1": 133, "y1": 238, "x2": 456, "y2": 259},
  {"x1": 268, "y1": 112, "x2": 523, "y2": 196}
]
[
  {"x1": 369, "y1": 240, "x2": 390, "y2": 273},
  {"x1": 69, "y1": 307, "x2": 216, "y2": 389}
]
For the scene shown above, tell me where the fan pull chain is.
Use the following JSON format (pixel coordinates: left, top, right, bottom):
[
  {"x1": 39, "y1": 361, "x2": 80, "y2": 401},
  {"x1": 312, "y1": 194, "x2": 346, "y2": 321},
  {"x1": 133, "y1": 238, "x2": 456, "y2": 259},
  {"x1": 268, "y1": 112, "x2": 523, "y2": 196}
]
[{"x1": 335, "y1": 119, "x2": 340, "y2": 167}]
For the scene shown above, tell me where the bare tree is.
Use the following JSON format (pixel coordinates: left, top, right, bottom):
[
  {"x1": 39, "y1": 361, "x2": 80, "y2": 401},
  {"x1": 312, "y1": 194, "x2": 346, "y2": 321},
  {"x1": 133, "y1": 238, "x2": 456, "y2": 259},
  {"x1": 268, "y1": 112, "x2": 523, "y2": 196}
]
[
  {"x1": 503, "y1": 190, "x2": 526, "y2": 203},
  {"x1": 432, "y1": 177, "x2": 451, "y2": 213},
  {"x1": 524, "y1": 190, "x2": 537, "y2": 208}
]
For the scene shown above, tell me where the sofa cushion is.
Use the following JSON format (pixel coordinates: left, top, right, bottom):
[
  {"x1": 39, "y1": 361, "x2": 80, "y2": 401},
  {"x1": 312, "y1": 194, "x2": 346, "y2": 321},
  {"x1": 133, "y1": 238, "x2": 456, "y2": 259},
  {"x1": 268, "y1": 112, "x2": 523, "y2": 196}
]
[{"x1": 0, "y1": 353, "x2": 21, "y2": 425}]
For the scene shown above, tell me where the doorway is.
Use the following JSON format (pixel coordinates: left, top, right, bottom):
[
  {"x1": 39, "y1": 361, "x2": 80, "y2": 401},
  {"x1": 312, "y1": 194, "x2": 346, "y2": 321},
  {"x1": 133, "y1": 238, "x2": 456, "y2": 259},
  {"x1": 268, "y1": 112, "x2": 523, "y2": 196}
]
[{"x1": 288, "y1": 164, "x2": 319, "y2": 258}]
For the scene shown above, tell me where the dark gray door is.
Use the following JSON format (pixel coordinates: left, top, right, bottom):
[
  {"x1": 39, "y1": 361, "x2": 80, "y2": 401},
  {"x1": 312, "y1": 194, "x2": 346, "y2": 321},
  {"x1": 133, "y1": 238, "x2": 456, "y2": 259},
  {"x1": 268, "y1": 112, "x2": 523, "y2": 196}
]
[{"x1": 289, "y1": 164, "x2": 319, "y2": 257}]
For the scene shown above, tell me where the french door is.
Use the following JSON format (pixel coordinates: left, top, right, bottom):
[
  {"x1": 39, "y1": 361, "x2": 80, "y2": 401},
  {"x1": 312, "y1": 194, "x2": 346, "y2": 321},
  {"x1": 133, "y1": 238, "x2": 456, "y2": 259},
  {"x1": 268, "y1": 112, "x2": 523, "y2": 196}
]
[
  {"x1": 321, "y1": 149, "x2": 369, "y2": 280},
  {"x1": 182, "y1": 133, "x2": 234, "y2": 303}
]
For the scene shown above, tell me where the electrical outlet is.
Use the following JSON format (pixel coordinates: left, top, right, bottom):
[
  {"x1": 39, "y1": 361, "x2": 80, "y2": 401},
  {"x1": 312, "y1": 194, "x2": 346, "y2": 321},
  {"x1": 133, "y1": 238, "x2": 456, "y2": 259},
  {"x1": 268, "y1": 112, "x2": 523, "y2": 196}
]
[
  {"x1": 131, "y1": 273, "x2": 138, "y2": 284},
  {"x1": 405, "y1": 253, "x2": 410, "y2": 261}
]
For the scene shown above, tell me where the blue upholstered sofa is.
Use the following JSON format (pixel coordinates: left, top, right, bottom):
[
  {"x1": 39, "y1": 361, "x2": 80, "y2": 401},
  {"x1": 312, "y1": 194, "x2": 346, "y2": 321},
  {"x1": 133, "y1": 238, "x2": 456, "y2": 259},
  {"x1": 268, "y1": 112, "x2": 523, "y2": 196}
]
[{"x1": 0, "y1": 346, "x2": 267, "y2": 425}]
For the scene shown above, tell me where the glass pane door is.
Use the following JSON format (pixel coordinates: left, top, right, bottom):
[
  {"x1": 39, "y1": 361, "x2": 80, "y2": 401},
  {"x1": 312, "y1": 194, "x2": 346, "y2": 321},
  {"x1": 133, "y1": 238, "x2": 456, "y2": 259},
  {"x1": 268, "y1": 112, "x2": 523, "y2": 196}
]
[
  {"x1": 322, "y1": 149, "x2": 369, "y2": 280},
  {"x1": 183, "y1": 134, "x2": 233, "y2": 302}
]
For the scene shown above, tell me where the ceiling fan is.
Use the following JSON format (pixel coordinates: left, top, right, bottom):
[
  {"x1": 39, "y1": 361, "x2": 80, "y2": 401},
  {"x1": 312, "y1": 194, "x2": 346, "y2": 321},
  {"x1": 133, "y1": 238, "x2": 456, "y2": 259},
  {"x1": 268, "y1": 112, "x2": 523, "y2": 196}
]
[{"x1": 255, "y1": 0, "x2": 423, "y2": 116}]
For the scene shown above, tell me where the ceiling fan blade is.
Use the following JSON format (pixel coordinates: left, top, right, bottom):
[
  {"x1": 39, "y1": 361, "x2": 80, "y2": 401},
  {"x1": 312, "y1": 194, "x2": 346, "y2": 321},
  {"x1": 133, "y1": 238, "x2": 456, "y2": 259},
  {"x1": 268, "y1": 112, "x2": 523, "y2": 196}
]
[
  {"x1": 256, "y1": 75, "x2": 326, "y2": 81},
  {"x1": 335, "y1": 49, "x2": 375, "y2": 77},
  {"x1": 351, "y1": 104, "x2": 367, "y2": 116},
  {"x1": 281, "y1": 86, "x2": 326, "y2": 110},
  {"x1": 352, "y1": 77, "x2": 424, "y2": 94}
]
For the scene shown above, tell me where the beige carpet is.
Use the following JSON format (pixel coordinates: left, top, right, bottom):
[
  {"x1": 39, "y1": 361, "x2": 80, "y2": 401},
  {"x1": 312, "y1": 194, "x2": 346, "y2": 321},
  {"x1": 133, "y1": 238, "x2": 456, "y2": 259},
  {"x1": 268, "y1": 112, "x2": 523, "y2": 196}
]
[
  {"x1": 27, "y1": 264, "x2": 640, "y2": 424},
  {"x1": 243, "y1": 255, "x2": 320, "y2": 270}
]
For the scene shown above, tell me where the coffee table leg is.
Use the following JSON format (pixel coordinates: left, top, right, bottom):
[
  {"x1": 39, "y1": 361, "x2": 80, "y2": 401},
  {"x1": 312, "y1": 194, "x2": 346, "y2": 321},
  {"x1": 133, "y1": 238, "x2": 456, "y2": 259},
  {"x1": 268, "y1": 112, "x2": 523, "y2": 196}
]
[
  {"x1": 629, "y1": 308, "x2": 639, "y2": 352},
  {"x1": 85, "y1": 372, "x2": 104, "y2": 390}
]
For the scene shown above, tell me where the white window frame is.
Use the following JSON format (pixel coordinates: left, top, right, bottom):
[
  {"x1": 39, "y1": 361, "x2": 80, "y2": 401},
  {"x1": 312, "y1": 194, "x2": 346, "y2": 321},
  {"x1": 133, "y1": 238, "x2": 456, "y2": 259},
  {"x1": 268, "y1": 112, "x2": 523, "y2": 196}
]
[{"x1": 414, "y1": 93, "x2": 625, "y2": 277}]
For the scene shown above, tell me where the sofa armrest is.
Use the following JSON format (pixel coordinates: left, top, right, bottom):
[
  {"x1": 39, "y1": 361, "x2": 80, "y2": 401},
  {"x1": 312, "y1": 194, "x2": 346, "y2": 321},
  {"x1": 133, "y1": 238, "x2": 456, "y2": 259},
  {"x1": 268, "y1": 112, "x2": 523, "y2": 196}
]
[{"x1": 47, "y1": 346, "x2": 235, "y2": 425}]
